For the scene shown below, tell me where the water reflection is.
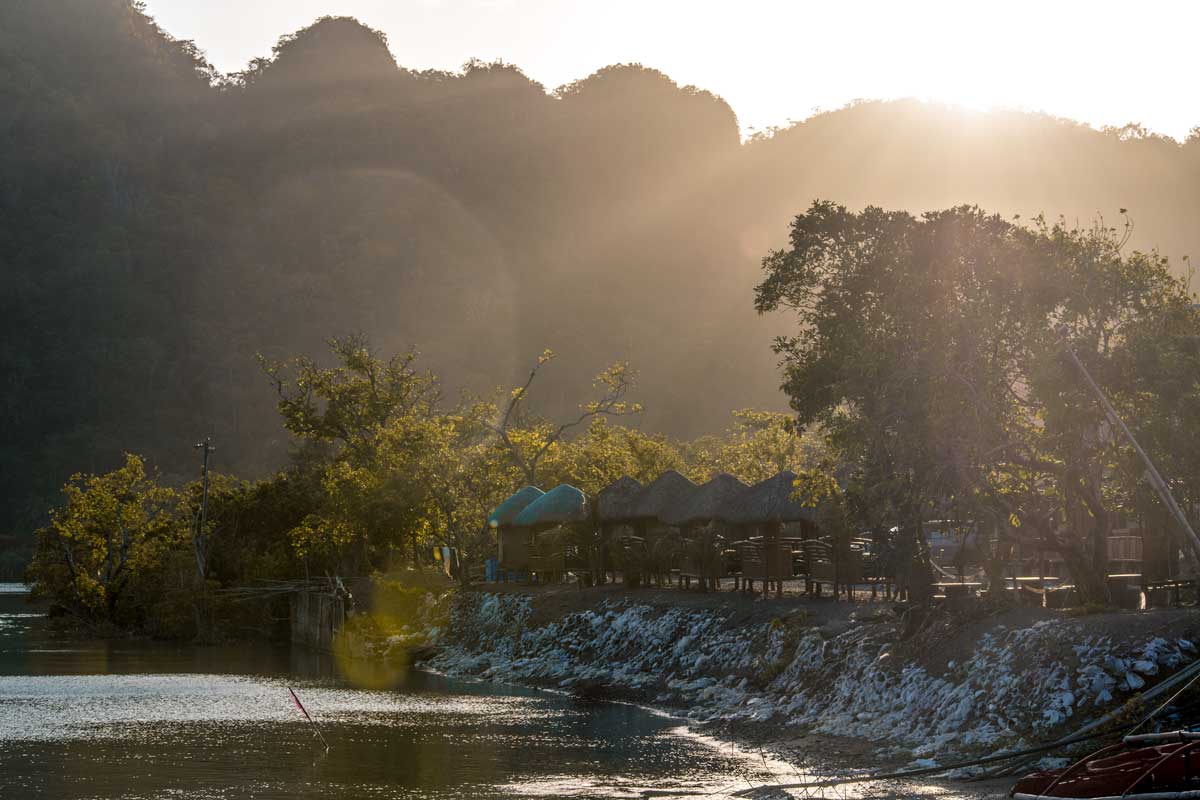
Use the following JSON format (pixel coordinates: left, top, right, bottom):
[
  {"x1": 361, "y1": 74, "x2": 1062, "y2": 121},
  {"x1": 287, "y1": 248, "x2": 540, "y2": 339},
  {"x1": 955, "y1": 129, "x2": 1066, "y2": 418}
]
[
  {"x1": 0, "y1": 586, "x2": 784, "y2": 799},
  {"x1": 0, "y1": 587, "x2": 999, "y2": 799}
]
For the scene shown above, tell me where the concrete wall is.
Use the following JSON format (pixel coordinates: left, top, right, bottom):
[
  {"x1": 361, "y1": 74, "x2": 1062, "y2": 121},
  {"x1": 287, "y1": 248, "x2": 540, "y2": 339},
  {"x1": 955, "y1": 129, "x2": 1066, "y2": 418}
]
[
  {"x1": 290, "y1": 591, "x2": 345, "y2": 652},
  {"x1": 289, "y1": 578, "x2": 373, "y2": 652}
]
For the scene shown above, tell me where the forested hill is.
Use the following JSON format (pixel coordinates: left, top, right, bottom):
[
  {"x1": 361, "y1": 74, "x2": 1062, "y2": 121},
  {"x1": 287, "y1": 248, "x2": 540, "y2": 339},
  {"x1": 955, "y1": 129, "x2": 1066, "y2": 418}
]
[{"x1": 2, "y1": 0, "x2": 1198, "y2": 565}]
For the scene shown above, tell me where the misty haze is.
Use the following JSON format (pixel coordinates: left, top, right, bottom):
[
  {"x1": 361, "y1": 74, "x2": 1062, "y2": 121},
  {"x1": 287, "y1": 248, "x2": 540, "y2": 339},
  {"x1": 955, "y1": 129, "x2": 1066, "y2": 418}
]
[{"x1": 2, "y1": 3, "x2": 1199, "y2": 799}]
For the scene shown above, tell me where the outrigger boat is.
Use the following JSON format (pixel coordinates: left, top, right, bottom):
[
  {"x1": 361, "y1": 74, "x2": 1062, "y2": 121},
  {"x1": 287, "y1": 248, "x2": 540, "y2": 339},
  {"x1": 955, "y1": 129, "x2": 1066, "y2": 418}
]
[{"x1": 1012, "y1": 730, "x2": 1200, "y2": 799}]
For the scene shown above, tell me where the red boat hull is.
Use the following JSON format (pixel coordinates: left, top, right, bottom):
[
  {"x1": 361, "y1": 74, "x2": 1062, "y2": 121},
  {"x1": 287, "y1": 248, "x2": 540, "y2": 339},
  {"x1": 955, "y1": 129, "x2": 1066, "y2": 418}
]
[{"x1": 1013, "y1": 739, "x2": 1200, "y2": 799}]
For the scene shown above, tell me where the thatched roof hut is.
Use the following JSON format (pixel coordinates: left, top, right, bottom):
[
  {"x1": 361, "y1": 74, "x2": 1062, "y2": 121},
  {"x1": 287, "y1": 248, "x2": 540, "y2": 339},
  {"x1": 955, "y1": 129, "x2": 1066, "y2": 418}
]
[
  {"x1": 718, "y1": 470, "x2": 818, "y2": 525},
  {"x1": 662, "y1": 473, "x2": 749, "y2": 527},
  {"x1": 514, "y1": 484, "x2": 588, "y2": 528},
  {"x1": 597, "y1": 476, "x2": 643, "y2": 523},
  {"x1": 632, "y1": 470, "x2": 697, "y2": 522},
  {"x1": 487, "y1": 486, "x2": 544, "y2": 528}
]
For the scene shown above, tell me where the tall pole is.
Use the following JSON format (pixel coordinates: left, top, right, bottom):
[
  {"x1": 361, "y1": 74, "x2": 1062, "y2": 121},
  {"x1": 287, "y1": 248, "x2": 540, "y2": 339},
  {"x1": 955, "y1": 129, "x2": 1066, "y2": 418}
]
[
  {"x1": 194, "y1": 437, "x2": 215, "y2": 578},
  {"x1": 1062, "y1": 346, "x2": 1200, "y2": 560}
]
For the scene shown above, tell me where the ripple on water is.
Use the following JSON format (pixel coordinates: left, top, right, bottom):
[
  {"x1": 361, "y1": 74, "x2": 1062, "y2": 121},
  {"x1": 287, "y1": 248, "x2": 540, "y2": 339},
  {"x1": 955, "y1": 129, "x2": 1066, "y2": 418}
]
[
  {"x1": 0, "y1": 605, "x2": 993, "y2": 798},
  {"x1": 0, "y1": 613, "x2": 44, "y2": 628},
  {"x1": 0, "y1": 673, "x2": 562, "y2": 742}
]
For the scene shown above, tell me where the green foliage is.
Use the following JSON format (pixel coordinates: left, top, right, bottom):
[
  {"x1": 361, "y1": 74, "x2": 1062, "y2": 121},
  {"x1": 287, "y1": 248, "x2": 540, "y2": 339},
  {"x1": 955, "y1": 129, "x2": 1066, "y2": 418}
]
[
  {"x1": 604, "y1": 512, "x2": 689, "y2": 590},
  {"x1": 370, "y1": 576, "x2": 443, "y2": 633},
  {"x1": 1111, "y1": 300, "x2": 1200, "y2": 536},
  {"x1": 260, "y1": 338, "x2": 487, "y2": 574},
  {"x1": 487, "y1": 352, "x2": 645, "y2": 487},
  {"x1": 26, "y1": 327, "x2": 832, "y2": 640},
  {"x1": 790, "y1": 468, "x2": 841, "y2": 508},
  {"x1": 27, "y1": 454, "x2": 180, "y2": 626},
  {"x1": 756, "y1": 202, "x2": 1199, "y2": 604},
  {"x1": 542, "y1": 418, "x2": 685, "y2": 495},
  {"x1": 0, "y1": 548, "x2": 28, "y2": 581},
  {"x1": 27, "y1": 452, "x2": 316, "y2": 637},
  {"x1": 9, "y1": 0, "x2": 1200, "y2": 585},
  {"x1": 685, "y1": 410, "x2": 827, "y2": 484},
  {"x1": 259, "y1": 335, "x2": 438, "y2": 456}
]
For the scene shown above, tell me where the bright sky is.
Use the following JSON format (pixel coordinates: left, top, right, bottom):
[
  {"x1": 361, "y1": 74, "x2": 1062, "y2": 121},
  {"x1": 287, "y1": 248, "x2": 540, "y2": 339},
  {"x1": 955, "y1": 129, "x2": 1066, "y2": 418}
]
[{"x1": 144, "y1": 0, "x2": 1198, "y2": 141}]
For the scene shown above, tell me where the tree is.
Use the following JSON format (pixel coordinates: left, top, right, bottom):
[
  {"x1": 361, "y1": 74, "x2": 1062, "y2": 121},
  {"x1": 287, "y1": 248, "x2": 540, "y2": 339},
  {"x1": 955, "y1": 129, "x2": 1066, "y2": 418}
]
[
  {"x1": 27, "y1": 454, "x2": 178, "y2": 625},
  {"x1": 487, "y1": 350, "x2": 643, "y2": 486},
  {"x1": 395, "y1": 401, "x2": 518, "y2": 582},
  {"x1": 260, "y1": 337, "x2": 533, "y2": 578},
  {"x1": 259, "y1": 336, "x2": 444, "y2": 574},
  {"x1": 755, "y1": 202, "x2": 1197, "y2": 605},
  {"x1": 542, "y1": 417, "x2": 684, "y2": 494},
  {"x1": 10, "y1": 0, "x2": 1200, "y2": 580},
  {"x1": 259, "y1": 334, "x2": 439, "y2": 459},
  {"x1": 685, "y1": 409, "x2": 827, "y2": 484},
  {"x1": 1107, "y1": 293, "x2": 1200, "y2": 572}
]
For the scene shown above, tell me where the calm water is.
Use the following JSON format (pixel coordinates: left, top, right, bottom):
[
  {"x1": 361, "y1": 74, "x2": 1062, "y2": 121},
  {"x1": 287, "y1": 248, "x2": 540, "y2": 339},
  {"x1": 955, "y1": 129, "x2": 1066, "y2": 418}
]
[{"x1": 0, "y1": 585, "x2": 795, "y2": 799}]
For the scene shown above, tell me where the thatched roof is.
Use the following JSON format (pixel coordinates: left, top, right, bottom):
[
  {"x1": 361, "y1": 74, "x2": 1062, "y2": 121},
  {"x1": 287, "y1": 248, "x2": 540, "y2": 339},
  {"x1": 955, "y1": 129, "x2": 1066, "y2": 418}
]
[
  {"x1": 514, "y1": 484, "x2": 588, "y2": 527},
  {"x1": 631, "y1": 470, "x2": 697, "y2": 521},
  {"x1": 597, "y1": 476, "x2": 643, "y2": 522},
  {"x1": 661, "y1": 473, "x2": 749, "y2": 527},
  {"x1": 487, "y1": 486, "x2": 544, "y2": 528},
  {"x1": 718, "y1": 470, "x2": 818, "y2": 524}
]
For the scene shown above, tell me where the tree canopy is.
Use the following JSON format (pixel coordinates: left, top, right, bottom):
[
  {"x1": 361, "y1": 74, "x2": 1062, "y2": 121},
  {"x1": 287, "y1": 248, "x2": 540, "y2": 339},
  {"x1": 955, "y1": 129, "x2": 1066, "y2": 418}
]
[
  {"x1": 27, "y1": 334, "x2": 832, "y2": 634},
  {"x1": 4, "y1": 1, "x2": 1200, "y2": 574},
  {"x1": 756, "y1": 202, "x2": 1200, "y2": 603}
]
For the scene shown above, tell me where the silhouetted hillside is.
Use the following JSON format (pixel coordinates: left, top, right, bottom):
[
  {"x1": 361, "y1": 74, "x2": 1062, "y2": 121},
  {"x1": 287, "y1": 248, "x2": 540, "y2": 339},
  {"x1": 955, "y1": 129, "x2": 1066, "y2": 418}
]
[{"x1": 1, "y1": 1, "x2": 1197, "y2": 568}]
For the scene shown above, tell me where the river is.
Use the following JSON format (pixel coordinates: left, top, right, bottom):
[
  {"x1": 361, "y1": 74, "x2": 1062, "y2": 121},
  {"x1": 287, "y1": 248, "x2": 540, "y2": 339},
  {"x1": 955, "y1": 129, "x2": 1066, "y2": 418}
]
[
  {"x1": 0, "y1": 584, "x2": 816, "y2": 799},
  {"x1": 0, "y1": 584, "x2": 1009, "y2": 799}
]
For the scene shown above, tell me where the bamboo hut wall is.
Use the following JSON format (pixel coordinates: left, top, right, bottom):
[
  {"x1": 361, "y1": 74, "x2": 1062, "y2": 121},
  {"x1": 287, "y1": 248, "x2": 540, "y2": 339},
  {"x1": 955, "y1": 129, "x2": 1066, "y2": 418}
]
[{"x1": 499, "y1": 527, "x2": 533, "y2": 571}]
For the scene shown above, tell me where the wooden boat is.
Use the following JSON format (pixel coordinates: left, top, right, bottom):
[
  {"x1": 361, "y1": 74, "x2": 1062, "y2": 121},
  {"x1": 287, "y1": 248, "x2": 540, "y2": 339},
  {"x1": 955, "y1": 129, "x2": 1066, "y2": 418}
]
[{"x1": 1012, "y1": 731, "x2": 1200, "y2": 799}]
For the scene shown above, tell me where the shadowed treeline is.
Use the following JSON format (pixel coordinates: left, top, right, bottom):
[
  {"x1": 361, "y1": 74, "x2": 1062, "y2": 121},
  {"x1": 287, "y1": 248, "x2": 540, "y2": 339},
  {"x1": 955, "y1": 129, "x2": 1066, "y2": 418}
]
[{"x1": 1, "y1": 1, "x2": 1198, "y2": 566}]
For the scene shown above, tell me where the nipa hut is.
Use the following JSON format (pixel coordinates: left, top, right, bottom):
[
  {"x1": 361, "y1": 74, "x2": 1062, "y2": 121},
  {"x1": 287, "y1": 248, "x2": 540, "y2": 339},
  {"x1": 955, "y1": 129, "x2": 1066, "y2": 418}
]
[
  {"x1": 719, "y1": 470, "x2": 818, "y2": 597},
  {"x1": 632, "y1": 470, "x2": 697, "y2": 521},
  {"x1": 662, "y1": 473, "x2": 749, "y2": 591},
  {"x1": 515, "y1": 484, "x2": 589, "y2": 580},
  {"x1": 597, "y1": 476, "x2": 643, "y2": 524},
  {"x1": 719, "y1": 470, "x2": 816, "y2": 526},
  {"x1": 662, "y1": 473, "x2": 748, "y2": 528},
  {"x1": 595, "y1": 476, "x2": 644, "y2": 584},
  {"x1": 514, "y1": 484, "x2": 588, "y2": 527},
  {"x1": 626, "y1": 470, "x2": 697, "y2": 586},
  {"x1": 488, "y1": 486, "x2": 544, "y2": 573}
]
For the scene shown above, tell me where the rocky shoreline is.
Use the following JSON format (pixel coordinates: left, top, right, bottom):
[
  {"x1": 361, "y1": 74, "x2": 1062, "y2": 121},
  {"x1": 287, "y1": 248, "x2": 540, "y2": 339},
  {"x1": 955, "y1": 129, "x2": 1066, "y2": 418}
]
[{"x1": 371, "y1": 587, "x2": 1200, "y2": 788}]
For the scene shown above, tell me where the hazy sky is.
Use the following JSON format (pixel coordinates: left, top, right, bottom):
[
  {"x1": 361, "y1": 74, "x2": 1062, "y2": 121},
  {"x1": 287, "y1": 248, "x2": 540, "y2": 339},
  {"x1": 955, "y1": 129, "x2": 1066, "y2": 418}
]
[{"x1": 144, "y1": 0, "x2": 1198, "y2": 140}]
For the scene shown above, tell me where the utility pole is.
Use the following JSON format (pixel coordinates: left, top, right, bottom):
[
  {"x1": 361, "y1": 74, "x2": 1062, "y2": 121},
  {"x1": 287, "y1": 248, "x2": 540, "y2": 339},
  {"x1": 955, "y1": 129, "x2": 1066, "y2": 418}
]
[
  {"x1": 1061, "y1": 345, "x2": 1200, "y2": 561},
  {"x1": 194, "y1": 437, "x2": 215, "y2": 579}
]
